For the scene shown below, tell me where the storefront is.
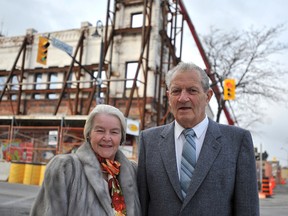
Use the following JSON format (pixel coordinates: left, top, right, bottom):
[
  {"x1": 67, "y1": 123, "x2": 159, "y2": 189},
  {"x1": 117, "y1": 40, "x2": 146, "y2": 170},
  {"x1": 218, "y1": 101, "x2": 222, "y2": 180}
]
[{"x1": 0, "y1": 115, "x2": 140, "y2": 184}]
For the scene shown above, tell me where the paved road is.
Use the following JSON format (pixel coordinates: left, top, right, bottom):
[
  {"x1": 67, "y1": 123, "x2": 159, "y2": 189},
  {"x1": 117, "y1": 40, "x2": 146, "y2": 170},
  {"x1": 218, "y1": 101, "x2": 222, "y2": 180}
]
[
  {"x1": 0, "y1": 181, "x2": 287, "y2": 215},
  {"x1": 260, "y1": 183, "x2": 288, "y2": 216},
  {"x1": 0, "y1": 182, "x2": 39, "y2": 216}
]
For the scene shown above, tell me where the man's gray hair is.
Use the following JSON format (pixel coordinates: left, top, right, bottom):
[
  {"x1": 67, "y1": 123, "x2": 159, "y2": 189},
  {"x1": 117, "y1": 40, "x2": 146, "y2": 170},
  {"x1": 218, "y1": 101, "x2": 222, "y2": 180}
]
[{"x1": 165, "y1": 62, "x2": 210, "y2": 91}]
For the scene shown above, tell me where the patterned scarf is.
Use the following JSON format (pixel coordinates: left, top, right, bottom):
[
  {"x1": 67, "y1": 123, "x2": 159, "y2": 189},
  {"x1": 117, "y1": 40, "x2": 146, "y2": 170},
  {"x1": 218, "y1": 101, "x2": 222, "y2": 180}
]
[{"x1": 97, "y1": 155, "x2": 127, "y2": 216}]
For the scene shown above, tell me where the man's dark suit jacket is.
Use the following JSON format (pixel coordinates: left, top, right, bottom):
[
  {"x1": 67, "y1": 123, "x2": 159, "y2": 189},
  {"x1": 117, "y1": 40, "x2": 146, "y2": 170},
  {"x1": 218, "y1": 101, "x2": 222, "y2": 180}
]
[{"x1": 137, "y1": 118, "x2": 259, "y2": 216}]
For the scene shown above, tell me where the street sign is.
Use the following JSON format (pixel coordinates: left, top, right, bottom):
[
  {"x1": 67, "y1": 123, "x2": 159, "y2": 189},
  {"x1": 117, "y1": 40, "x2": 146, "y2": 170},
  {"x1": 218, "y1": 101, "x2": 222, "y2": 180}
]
[{"x1": 51, "y1": 37, "x2": 73, "y2": 55}]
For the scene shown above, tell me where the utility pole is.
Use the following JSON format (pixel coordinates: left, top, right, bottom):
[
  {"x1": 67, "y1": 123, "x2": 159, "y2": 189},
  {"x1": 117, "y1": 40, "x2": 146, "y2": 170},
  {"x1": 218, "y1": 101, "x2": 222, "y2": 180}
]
[
  {"x1": 281, "y1": 147, "x2": 288, "y2": 168},
  {"x1": 260, "y1": 143, "x2": 263, "y2": 191}
]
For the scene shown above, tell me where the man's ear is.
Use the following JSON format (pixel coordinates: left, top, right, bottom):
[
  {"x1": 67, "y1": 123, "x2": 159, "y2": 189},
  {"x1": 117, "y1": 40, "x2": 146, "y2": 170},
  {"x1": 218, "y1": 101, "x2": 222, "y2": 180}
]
[
  {"x1": 206, "y1": 89, "x2": 213, "y2": 103},
  {"x1": 166, "y1": 90, "x2": 171, "y2": 105},
  {"x1": 166, "y1": 90, "x2": 169, "y2": 97}
]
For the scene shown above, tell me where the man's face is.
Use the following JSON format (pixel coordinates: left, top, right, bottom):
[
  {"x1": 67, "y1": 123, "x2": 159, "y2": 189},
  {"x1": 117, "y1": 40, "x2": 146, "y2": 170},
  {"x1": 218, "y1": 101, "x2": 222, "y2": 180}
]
[{"x1": 167, "y1": 70, "x2": 213, "y2": 128}]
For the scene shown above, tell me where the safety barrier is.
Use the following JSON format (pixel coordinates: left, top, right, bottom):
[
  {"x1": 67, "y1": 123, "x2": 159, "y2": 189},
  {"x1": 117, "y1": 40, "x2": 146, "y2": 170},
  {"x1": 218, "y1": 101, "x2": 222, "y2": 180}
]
[
  {"x1": 262, "y1": 177, "x2": 273, "y2": 197},
  {"x1": 8, "y1": 161, "x2": 46, "y2": 185},
  {"x1": 8, "y1": 161, "x2": 25, "y2": 183}
]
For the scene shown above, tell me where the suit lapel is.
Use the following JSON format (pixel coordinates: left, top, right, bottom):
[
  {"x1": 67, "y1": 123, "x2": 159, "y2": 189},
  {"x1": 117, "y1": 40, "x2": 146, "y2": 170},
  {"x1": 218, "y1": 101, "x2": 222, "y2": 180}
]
[
  {"x1": 181, "y1": 120, "x2": 222, "y2": 208},
  {"x1": 158, "y1": 122, "x2": 183, "y2": 200}
]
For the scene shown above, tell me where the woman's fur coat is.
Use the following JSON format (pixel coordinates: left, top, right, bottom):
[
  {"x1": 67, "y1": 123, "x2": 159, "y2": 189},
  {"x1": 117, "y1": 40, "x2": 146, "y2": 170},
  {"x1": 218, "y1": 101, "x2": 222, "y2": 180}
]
[{"x1": 30, "y1": 142, "x2": 141, "y2": 216}]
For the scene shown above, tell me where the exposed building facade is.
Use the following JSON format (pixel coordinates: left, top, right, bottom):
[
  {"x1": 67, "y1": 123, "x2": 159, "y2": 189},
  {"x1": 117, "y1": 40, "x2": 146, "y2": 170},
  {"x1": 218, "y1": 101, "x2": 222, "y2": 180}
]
[{"x1": 0, "y1": 0, "x2": 214, "y2": 163}]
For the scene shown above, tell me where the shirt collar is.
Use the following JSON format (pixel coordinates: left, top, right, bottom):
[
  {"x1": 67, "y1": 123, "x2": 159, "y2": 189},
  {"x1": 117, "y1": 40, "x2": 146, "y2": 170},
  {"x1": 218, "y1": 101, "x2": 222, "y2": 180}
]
[{"x1": 175, "y1": 116, "x2": 209, "y2": 139}]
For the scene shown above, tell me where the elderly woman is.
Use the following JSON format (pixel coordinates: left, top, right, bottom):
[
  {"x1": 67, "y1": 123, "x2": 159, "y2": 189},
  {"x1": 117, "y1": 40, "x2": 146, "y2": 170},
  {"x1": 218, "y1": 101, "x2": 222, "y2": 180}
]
[{"x1": 30, "y1": 104, "x2": 141, "y2": 216}]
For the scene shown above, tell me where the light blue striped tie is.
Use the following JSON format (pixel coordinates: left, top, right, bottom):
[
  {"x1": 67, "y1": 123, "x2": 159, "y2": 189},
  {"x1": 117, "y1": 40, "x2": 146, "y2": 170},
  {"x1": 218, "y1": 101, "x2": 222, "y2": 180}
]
[{"x1": 180, "y1": 128, "x2": 196, "y2": 197}]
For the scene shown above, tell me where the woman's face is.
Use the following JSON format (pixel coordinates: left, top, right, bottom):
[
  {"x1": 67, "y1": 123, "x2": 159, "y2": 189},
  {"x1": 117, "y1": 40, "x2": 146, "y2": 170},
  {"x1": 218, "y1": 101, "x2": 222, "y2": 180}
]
[{"x1": 89, "y1": 113, "x2": 122, "y2": 160}]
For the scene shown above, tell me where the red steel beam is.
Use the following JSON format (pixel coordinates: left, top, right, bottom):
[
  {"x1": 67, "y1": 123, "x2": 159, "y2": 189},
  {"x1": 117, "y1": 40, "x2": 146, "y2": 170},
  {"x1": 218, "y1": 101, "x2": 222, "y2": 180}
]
[{"x1": 178, "y1": 0, "x2": 234, "y2": 125}]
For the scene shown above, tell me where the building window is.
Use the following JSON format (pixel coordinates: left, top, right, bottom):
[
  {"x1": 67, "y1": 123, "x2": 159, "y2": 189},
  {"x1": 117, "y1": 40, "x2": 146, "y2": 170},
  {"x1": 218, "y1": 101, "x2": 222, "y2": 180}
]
[
  {"x1": 66, "y1": 72, "x2": 73, "y2": 88},
  {"x1": 33, "y1": 73, "x2": 44, "y2": 99},
  {"x1": 92, "y1": 70, "x2": 107, "y2": 99},
  {"x1": 8, "y1": 75, "x2": 18, "y2": 100},
  {"x1": 131, "y1": 13, "x2": 143, "y2": 28},
  {"x1": 11, "y1": 75, "x2": 18, "y2": 90},
  {"x1": 62, "y1": 72, "x2": 73, "y2": 99},
  {"x1": 0, "y1": 76, "x2": 4, "y2": 91},
  {"x1": 10, "y1": 94, "x2": 17, "y2": 100},
  {"x1": 47, "y1": 72, "x2": 57, "y2": 99},
  {"x1": 48, "y1": 72, "x2": 58, "y2": 89},
  {"x1": 125, "y1": 62, "x2": 140, "y2": 89},
  {"x1": 34, "y1": 73, "x2": 44, "y2": 90}
]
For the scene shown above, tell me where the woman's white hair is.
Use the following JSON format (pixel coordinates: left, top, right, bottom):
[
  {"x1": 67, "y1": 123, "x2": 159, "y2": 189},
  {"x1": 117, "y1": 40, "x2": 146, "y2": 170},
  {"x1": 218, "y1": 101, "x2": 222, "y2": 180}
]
[{"x1": 84, "y1": 104, "x2": 126, "y2": 144}]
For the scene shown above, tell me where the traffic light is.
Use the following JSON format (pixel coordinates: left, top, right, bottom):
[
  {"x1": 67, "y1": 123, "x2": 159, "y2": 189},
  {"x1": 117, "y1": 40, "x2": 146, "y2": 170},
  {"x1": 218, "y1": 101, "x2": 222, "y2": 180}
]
[
  {"x1": 223, "y1": 79, "x2": 236, "y2": 100},
  {"x1": 36, "y1": 36, "x2": 50, "y2": 65}
]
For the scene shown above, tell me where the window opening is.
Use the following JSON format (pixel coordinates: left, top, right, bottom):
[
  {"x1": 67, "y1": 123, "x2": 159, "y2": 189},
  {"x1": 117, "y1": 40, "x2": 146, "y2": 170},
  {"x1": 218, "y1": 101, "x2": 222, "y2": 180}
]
[
  {"x1": 47, "y1": 72, "x2": 58, "y2": 99},
  {"x1": 131, "y1": 13, "x2": 143, "y2": 28},
  {"x1": 125, "y1": 62, "x2": 140, "y2": 89}
]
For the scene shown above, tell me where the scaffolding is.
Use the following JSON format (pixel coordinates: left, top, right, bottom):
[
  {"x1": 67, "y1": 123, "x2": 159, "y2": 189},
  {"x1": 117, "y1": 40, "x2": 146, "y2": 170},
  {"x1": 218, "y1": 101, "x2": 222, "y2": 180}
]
[{"x1": 0, "y1": 0, "x2": 233, "y2": 163}]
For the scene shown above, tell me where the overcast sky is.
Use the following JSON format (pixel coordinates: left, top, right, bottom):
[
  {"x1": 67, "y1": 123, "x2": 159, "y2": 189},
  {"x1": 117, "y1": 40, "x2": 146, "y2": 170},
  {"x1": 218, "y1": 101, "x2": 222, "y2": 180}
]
[{"x1": 1, "y1": 0, "x2": 288, "y2": 166}]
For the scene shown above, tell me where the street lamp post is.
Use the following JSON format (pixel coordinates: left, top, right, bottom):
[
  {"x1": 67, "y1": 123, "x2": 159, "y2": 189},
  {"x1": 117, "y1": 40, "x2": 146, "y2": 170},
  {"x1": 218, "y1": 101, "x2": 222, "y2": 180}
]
[
  {"x1": 259, "y1": 143, "x2": 263, "y2": 190},
  {"x1": 281, "y1": 147, "x2": 288, "y2": 167},
  {"x1": 92, "y1": 20, "x2": 104, "y2": 104}
]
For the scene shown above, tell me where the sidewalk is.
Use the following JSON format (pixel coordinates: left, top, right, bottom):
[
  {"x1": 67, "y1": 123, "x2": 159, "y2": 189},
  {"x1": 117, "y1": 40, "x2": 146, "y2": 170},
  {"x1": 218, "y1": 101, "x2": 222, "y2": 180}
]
[
  {"x1": 260, "y1": 183, "x2": 288, "y2": 216},
  {"x1": 0, "y1": 181, "x2": 287, "y2": 216}
]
